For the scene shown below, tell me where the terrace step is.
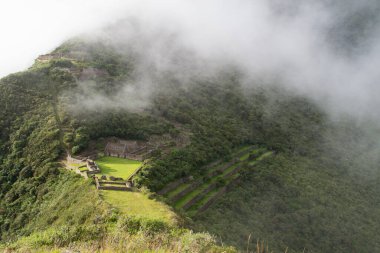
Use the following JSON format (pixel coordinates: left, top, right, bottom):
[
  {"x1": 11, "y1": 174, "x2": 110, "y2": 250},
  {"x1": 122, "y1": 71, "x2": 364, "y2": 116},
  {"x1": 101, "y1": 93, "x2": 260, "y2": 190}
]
[
  {"x1": 181, "y1": 151, "x2": 273, "y2": 213},
  {"x1": 158, "y1": 177, "x2": 191, "y2": 195},
  {"x1": 95, "y1": 177, "x2": 131, "y2": 191},
  {"x1": 169, "y1": 161, "x2": 235, "y2": 203},
  {"x1": 97, "y1": 185, "x2": 130, "y2": 191},
  {"x1": 171, "y1": 181, "x2": 203, "y2": 202},
  {"x1": 98, "y1": 181, "x2": 126, "y2": 185},
  {"x1": 174, "y1": 164, "x2": 243, "y2": 208},
  {"x1": 182, "y1": 182, "x2": 218, "y2": 210},
  {"x1": 196, "y1": 176, "x2": 241, "y2": 214},
  {"x1": 159, "y1": 146, "x2": 254, "y2": 196},
  {"x1": 168, "y1": 147, "x2": 258, "y2": 202},
  {"x1": 207, "y1": 160, "x2": 237, "y2": 177},
  {"x1": 181, "y1": 166, "x2": 244, "y2": 210},
  {"x1": 234, "y1": 146, "x2": 257, "y2": 158},
  {"x1": 223, "y1": 164, "x2": 243, "y2": 179}
]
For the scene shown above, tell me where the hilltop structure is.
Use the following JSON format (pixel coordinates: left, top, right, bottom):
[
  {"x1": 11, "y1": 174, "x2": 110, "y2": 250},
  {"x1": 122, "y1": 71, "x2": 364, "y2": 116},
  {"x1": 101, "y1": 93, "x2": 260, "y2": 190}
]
[
  {"x1": 104, "y1": 140, "x2": 152, "y2": 161},
  {"x1": 36, "y1": 53, "x2": 65, "y2": 62}
]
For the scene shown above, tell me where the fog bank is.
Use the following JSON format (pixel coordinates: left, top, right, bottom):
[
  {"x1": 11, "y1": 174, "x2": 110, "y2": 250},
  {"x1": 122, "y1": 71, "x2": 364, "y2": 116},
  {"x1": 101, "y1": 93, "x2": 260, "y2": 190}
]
[{"x1": 2, "y1": 0, "x2": 380, "y2": 120}]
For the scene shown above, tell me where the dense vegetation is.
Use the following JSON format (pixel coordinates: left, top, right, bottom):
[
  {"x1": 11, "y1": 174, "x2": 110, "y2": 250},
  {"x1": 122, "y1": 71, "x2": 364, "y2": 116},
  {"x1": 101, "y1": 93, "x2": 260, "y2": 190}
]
[
  {"x1": 0, "y1": 171, "x2": 234, "y2": 252},
  {"x1": 0, "y1": 41, "x2": 238, "y2": 252},
  {"x1": 0, "y1": 67, "x2": 71, "y2": 239},
  {"x1": 1, "y1": 37, "x2": 380, "y2": 252},
  {"x1": 194, "y1": 151, "x2": 380, "y2": 252}
]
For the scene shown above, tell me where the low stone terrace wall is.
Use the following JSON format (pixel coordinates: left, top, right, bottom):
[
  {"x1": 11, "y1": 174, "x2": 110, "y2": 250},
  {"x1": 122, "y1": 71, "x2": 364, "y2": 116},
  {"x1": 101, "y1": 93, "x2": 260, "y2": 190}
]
[
  {"x1": 158, "y1": 177, "x2": 189, "y2": 195},
  {"x1": 171, "y1": 181, "x2": 202, "y2": 203},
  {"x1": 183, "y1": 183, "x2": 218, "y2": 210}
]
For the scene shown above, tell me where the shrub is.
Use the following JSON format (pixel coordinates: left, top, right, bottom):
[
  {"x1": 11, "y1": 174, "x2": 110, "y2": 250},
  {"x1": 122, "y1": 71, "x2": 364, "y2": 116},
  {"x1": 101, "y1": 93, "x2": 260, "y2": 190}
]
[
  {"x1": 117, "y1": 216, "x2": 170, "y2": 235},
  {"x1": 216, "y1": 177, "x2": 226, "y2": 187}
]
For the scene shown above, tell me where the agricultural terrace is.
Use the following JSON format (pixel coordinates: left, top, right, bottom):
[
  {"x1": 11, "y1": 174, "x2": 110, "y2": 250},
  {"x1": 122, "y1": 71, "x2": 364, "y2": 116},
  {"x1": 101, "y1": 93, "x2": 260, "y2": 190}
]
[
  {"x1": 161, "y1": 145, "x2": 273, "y2": 216},
  {"x1": 96, "y1": 156, "x2": 141, "y2": 180},
  {"x1": 94, "y1": 156, "x2": 177, "y2": 224},
  {"x1": 100, "y1": 190, "x2": 178, "y2": 225}
]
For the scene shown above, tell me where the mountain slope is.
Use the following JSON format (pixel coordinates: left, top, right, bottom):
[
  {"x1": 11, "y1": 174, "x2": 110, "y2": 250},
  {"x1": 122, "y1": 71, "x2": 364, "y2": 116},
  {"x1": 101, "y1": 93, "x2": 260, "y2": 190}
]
[{"x1": 0, "y1": 38, "x2": 380, "y2": 252}]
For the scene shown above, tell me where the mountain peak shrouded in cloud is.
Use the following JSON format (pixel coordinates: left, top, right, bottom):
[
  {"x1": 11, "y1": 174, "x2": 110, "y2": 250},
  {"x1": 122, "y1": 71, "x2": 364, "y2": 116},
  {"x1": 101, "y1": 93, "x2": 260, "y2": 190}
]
[
  {"x1": 2, "y1": 0, "x2": 380, "y2": 119},
  {"x1": 2, "y1": 2, "x2": 380, "y2": 252},
  {"x1": 0, "y1": 0, "x2": 134, "y2": 78}
]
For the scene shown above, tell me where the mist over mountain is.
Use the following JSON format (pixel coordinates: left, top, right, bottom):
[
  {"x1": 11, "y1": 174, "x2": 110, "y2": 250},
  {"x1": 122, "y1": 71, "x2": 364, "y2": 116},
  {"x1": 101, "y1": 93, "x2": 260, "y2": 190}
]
[
  {"x1": 56, "y1": 0, "x2": 380, "y2": 121},
  {"x1": 1, "y1": 1, "x2": 380, "y2": 253}
]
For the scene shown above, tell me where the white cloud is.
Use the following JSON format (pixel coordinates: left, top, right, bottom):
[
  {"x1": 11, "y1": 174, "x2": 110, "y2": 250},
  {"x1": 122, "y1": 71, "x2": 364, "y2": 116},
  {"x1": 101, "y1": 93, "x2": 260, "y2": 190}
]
[
  {"x1": 1, "y1": 0, "x2": 380, "y2": 120},
  {"x1": 0, "y1": 0, "x2": 135, "y2": 77}
]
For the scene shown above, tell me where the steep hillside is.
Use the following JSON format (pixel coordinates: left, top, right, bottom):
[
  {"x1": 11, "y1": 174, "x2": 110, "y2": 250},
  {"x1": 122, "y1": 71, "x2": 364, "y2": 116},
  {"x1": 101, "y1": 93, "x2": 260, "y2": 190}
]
[
  {"x1": 0, "y1": 42, "x2": 236, "y2": 252},
  {"x1": 1, "y1": 171, "x2": 236, "y2": 252},
  {"x1": 1, "y1": 38, "x2": 380, "y2": 252},
  {"x1": 193, "y1": 151, "x2": 380, "y2": 252}
]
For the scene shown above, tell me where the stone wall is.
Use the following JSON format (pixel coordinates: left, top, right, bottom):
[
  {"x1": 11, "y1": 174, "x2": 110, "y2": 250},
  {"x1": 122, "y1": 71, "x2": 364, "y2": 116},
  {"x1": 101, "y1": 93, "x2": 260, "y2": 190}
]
[
  {"x1": 104, "y1": 138, "x2": 171, "y2": 162},
  {"x1": 197, "y1": 176, "x2": 241, "y2": 213},
  {"x1": 67, "y1": 155, "x2": 85, "y2": 164},
  {"x1": 171, "y1": 181, "x2": 202, "y2": 203},
  {"x1": 104, "y1": 142, "x2": 126, "y2": 157},
  {"x1": 95, "y1": 177, "x2": 132, "y2": 191},
  {"x1": 126, "y1": 166, "x2": 143, "y2": 181},
  {"x1": 104, "y1": 141, "x2": 149, "y2": 161},
  {"x1": 197, "y1": 187, "x2": 227, "y2": 213},
  {"x1": 97, "y1": 185, "x2": 130, "y2": 191},
  {"x1": 124, "y1": 154, "x2": 144, "y2": 161},
  {"x1": 223, "y1": 165, "x2": 242, "y2": 179},
  {"x1": 209, "y1": 160, "x2": 237, "y2": 177},
  {"x1": 158, "y1": 178, "x2": 188, "y2": 195},
  {"x1": 36, "y1": 53, "x2": 63, "y2": 62},
  {"x1": 99, "y1": 181, "x2": 126, "y2": 185},
  {"x1": 183, "y1": 183, "x2": 217, "y2": 210}
]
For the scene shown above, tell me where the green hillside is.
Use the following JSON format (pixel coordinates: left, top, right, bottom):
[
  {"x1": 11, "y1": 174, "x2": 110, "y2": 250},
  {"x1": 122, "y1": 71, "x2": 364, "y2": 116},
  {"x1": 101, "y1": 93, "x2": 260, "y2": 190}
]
[
  {"x1": 1, "y1": 37, "x2": 380, "y2": 252},
  {"x1": 160, "y1": 146, "x2": 273, "y2": 216}
]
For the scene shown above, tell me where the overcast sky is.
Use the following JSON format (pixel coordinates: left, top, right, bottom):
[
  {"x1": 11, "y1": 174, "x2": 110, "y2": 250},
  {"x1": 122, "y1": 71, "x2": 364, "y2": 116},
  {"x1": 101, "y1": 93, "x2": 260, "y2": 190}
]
[
  {"x1": 1, "y1": 0, "x2": 380, "y2": 120},
  {"x1": 0, "y1": 0, "x2": 136, "y2": 78}
]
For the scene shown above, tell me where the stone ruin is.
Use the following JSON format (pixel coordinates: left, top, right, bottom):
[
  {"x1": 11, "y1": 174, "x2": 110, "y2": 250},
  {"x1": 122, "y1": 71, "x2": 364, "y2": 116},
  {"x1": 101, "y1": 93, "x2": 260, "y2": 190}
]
[
  {"x1": 35, "y1": 53, "x2": 109, "y2": 81},
  {"x1": 104, "y1": 140, "x2": 152, "y2": 161},
  {"x1": 66, "y1": 155, "x2": 136, "y2": 191},
  {"x1": 104, "y1": 135, "x2": 184, "y2": 161},
  {"x1": 36, "y1": 50, "x2": 90, "y2": 63},
  {"x1": 86, "y1": 159, "x2": 100, "y2": 174},
  {"x1": 94, "y1": 176, "x2": 134, "y2": 192},
  {"x1": 36, "y1": 53, "x2": 63, "y2": 62},
  {"x1": 66, "y1": 155, "x2": 100, "y2": 178}
]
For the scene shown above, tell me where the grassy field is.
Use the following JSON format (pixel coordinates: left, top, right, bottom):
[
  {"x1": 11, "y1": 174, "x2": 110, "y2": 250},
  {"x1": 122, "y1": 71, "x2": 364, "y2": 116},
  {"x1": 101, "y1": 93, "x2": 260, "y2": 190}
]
[
  {"x1": 96, "y1": 156, "x2": 141, "y2": 179},
  {"x1": 100, "y1": 190, "x2": 178, "y2": 225}
]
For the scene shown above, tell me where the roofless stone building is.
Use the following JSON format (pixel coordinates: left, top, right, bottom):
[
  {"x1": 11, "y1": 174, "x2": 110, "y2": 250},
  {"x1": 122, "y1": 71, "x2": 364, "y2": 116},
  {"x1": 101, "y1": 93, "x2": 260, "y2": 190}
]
[{"x1": 104, "y1": 140, "x2": 151, "y2": 161}]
